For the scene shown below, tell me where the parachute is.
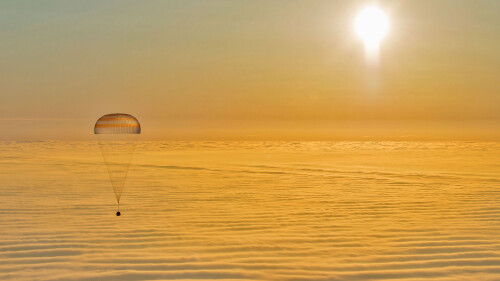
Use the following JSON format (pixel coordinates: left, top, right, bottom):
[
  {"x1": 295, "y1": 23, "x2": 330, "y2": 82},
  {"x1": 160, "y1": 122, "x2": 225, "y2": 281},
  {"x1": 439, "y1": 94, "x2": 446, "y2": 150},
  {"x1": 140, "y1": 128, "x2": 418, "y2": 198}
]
[{"x1": 94, "y1": 113, "x2": 141, "y2": 216}]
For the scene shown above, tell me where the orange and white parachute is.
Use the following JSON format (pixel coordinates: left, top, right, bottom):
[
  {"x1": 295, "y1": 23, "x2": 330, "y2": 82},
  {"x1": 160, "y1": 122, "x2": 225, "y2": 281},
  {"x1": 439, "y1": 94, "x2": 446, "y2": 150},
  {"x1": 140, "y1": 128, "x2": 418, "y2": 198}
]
[
  {"x1": 94, "y1": 113, "x2": 141, "y2": 134},
  {"x1": 94, "y1": 113, "x2": 140, "y2": 214}
]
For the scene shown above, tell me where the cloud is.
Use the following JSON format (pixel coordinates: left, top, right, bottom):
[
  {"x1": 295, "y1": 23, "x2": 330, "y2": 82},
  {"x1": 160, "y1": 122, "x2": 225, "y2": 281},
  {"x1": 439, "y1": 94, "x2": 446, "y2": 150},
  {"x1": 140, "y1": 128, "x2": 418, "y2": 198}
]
[{"x1": 1, "y1": 141, "x2": 499, "y2": 280}]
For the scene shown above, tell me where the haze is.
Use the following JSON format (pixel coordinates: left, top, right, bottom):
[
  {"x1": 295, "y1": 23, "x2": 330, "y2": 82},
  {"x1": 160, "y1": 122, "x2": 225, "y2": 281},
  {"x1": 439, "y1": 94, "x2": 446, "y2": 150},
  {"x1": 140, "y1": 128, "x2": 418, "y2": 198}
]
[{"x1": 0, "y1": 0, "x2": 499, "y2": 140}]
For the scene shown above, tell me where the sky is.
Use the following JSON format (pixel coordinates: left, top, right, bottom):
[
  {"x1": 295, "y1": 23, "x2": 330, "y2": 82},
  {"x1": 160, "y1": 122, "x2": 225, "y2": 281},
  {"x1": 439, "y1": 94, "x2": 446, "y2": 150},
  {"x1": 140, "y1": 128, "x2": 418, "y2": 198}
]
[{"x1": 0, "y1": 0, "x2": 499, "y2": 140}]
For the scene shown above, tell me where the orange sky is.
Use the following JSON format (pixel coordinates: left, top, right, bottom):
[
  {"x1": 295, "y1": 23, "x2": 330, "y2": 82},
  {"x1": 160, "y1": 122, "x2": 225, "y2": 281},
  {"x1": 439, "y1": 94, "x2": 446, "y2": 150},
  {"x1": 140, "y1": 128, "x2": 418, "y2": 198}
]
[{"x1": 0, "y1": 0, "x2": 498, "y2": 140}]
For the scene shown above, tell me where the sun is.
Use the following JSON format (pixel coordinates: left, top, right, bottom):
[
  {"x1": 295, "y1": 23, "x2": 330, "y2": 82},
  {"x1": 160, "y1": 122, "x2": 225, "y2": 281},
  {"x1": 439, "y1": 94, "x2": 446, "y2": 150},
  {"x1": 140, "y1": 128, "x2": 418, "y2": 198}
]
[{"x1": 355, "y1": 6, "x2": 389, "y2": 58}]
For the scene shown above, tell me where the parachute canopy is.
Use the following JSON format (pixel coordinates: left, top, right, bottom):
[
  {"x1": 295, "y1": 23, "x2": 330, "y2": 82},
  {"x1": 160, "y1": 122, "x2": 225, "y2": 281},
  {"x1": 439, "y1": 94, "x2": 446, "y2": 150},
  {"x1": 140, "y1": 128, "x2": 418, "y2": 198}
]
[{"x1": 94, "y1": 113, "x2": 141, "y2": 134}]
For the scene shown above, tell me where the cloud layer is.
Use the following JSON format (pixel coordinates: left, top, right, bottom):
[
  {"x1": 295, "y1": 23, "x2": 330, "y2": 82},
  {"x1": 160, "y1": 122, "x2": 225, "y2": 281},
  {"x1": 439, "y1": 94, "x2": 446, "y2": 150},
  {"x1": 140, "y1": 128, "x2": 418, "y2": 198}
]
[{"x1": 1, "y1": 141, "x2": 499, "y2": 280}]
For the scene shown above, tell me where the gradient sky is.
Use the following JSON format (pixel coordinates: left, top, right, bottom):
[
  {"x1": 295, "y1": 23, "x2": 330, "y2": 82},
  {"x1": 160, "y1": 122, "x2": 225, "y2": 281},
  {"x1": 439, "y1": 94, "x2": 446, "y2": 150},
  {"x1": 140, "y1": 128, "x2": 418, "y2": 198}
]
[{"x1": 1, "y1": 0, "x2": 499, "y2": 140}]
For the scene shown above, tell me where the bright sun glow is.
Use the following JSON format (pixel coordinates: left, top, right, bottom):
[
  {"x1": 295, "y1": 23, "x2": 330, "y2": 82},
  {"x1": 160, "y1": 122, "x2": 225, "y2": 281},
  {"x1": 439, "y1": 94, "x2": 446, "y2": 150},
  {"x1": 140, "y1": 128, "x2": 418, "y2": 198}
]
[{"x1": 355, "y1": 6, "x2": 389, "y2": 58}]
